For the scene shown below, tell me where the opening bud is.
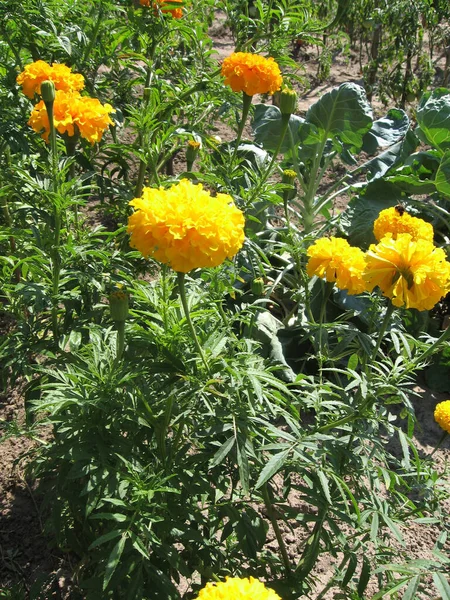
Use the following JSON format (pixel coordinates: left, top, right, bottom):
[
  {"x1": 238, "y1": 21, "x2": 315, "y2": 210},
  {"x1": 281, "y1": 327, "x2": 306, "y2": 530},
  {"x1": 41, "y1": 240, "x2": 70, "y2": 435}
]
[
  {"x1": 109, "y1": 285, "x2": 129, "y2": 322},
  {"x1": 280, "y1": 87, "x2": 297, "y2": 116},
  {"x1": 41, "y1": 80, "x2": 55, "y2": 103}
]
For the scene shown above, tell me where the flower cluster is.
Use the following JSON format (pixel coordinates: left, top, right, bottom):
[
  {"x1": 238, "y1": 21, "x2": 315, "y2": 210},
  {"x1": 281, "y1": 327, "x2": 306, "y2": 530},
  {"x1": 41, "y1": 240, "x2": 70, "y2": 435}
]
[
  {"x1": 373, "y1": 206, "x2": 434, "y2": 242},
  {"x1": 18, "y1": 61, "x2": 115, "y2": 145},
  {"x1": 28, "y1": 90, "x2": 115, "y2": 144},
  {"x1": 16, "y1": 60, "x2": 85, "y2": 98},
  {"x1": 195, "y1": 577, "x2": 281, "y2": 600},
  {"x1": 127, "y1": 179, "x2": 245, "y2": 273},
  {"x1": 221, "y1": 52, "x2": 282, "y2": 96},
  {"x1": 307, "y1": 207, "x2": 450, "y2": 311},
  {"x1": 434, "y1": 400, "x2": 450, "y2": 434},
  {"x1": 139, "y1": 0, "x2": 183, "y2": 18}
]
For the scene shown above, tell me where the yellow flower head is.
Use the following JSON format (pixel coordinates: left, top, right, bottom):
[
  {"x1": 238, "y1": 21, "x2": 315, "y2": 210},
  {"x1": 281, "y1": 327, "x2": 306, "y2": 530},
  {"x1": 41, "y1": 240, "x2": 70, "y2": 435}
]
[
  {"x1": 28, "y1": 90, "x2": 114, "y2": 144},
  {"x1": 434, "y1": 400, "x2": 450, "y2": 434},
  {"x1": 221, "y1": 52, "x2": 282, "y2": 96},
  {"x1": 139, "y1": 0, "x2": 183, "y2": 18},
  {"x1": 195, "y1": 577, "x2": 281, "y2": 600},
  {"x1": 127, "y1": 179, "x2": 245, "y2": 273},
  {"x1": 16, "y1": 60, "x2": 85, "y2": 99},
  {"x1": 306, "y1": 237, "x2": 367, "y2": 295},
  {"x1": 373, "y1": 206, "x2": 434, "y2": 242},
  {"x1": 363, "y1": 233, "x2": 450, "y2": 310}
]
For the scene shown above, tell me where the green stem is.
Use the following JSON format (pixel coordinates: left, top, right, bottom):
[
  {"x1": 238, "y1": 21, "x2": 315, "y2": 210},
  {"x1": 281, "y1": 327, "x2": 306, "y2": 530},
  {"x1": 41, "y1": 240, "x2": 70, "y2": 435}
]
[
  {"x1": 45, "y1": 98, "x2": 61, "y2": 343},
  {"x1": 65, "y1": 134, "x2": 79, "y2": 236},
  {"x1": 261, "y1": 483, "x2": 292, "y2": 575},
  {"x1": 176, "y1": 272, "x2": 210, "y2": 374},
  {"x1": 230, "y1": 92, "x2": 253, "y2": 166},
  {"x1": 82, "y1": 4, "x2": 104, "y2": 66},
  {"x1": 116, "y1": 320, "x2": 125, "y2": 361}
]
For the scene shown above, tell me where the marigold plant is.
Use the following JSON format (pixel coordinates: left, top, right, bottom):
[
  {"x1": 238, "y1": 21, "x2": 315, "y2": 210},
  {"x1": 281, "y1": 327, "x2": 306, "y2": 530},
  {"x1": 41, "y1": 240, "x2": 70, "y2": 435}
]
[
  {"x1": 374, "y1": 206, "x2": 434, "y2": 242},
  {"x1": 127, "y1": 179, "x2": 245, "y2": 273},
  {"x1": 306, "y1": 237, "x2": 367, "y2": 295},
  {"x1": 16, "y1": 60, "x2": 85, "y2": 99},
  {"x1": 364, "y1": 233, "x2": 450, "y2": 310},
  {"x1": 434, "y1": 400, "x2": 450, "y2": 434},
  {"x1": 28, "y1": 90, "x2": 115, "y2": 144},
  {"x1": 139, "y1": 0, "x2": 183, "y2": 18},
  {"x1": 221, "y1": 52, "x2": 282, "y2": 96},
  {"x1": 195, "y1": 577, "x2": 281, "y2": 600}
]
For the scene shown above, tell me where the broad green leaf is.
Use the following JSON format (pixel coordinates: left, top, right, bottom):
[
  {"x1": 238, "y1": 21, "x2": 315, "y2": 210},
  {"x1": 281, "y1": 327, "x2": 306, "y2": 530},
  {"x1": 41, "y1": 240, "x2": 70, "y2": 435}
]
[
  {"x1": 365, "y1": 129, "x2": 419, "y2": 180},
  {"x1": 103, "y1": 534, "x2": 127, "y2": 590},
  {"x1": 305, "y1": 82, "x2": 373, "y2": 150},
  {"x1": 416, "y1": 88, "x2": 450, "y2": 152},
  {"x1": 255, "y1": 448, "x2": 290, "y2": 489},
  {"x1": 357, "y1": 555, "x2": 371, "y2": 597},
  {"x1": 435, "y1": 151, "x2": 450, "y2": 197},
  {"x1": 362, "y1": 108, "x2": 410, "y2": 154},
  {"x1": 236, "y1": 436, "x2": 250, "y2": 496},
  {"x1": 252, "y1": 104, "x2": 319, "y2": 155},
  {"x1": 340, "y1": 180, "x2": 404, "y2": 248}
]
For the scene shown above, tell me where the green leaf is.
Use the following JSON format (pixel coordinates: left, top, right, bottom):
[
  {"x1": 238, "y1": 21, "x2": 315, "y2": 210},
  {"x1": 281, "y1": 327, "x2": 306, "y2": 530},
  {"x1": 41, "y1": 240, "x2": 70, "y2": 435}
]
[
  {"x1": 210, "y1": 436, "x2": 235, "y2": 468},
  {"x1": 357, "y1": 555, "x2": 371, "y2": 596},
  {"x1": 306, "y1": 82, "x2": 373, "y2": 150},
  {"x1": 88, "y1": 529, "x2": 123, "y2": 550},
  {"x1": 236, "y1": 436, "x2": 250, "y2": 496},
  {"x1": 103, "y1": 534, "x2": 127, "y2": 591},
  {"x1": 435, "y1": 150, "x2": 450, "y2": 197},
  {"x1": 433, "y1": 573, "x2": 450, "y2": 600},
  {"x1": 365, "y1": 129, "x2": 419, "y2": 180},
  {"x1": 362, "y1": 108, "x2": 410, "y2": 155},
  {"x1": 341, "y1": 180, "x2": 404, "y2": 248},
  {"x1": 402, "y1": 576, "x2": 420, "y2": 600},
  {"x1": 252, "y1": 104, "x2": 319, "y2": 155},
  {"x1": 416, "y1": 88, "x2": 450, "y2": 152},
  {"x1": 255, "y1": 448, "x2": 290, "y2": 489}
]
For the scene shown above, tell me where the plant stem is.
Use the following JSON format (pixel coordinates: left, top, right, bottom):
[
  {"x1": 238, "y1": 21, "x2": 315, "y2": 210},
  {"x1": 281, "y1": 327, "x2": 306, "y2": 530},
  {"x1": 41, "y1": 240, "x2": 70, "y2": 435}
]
[
  {"x1": 230, "y1": 92, "x2": 253, "y2": 166},
  {"x1": 45, "y1": 97, "x2": 61, "y2": 344},
  {"x1": 261, "y1": 483, "x2": 292, "y2": 575},
  {"x1": 65, "y1": 134, "x2": 79, "y2": 236},
  {"x1": 176, "y1": 272, "x2": 210, "y2": 374},
  {"x1": 116, "y1": 320, "x2": 125, "y2": 361}
]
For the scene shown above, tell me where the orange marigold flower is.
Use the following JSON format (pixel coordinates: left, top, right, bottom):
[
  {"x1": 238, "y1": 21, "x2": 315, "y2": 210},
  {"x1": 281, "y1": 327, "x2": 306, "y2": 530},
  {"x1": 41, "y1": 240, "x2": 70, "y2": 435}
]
[
  {"x1": 16, "y1": 60, "x2": 85, "y2": 99},
  {"x1": 434, "y1": 400, "x2": 450, "y2": 434},
  {"x1": 221, "y1": 52, "x2": 282, "y2": 96},
  {"x1": 306, "y1": 237, "x2": 367, "y2": 295},
  {"x1": 195, "y1": 576, "x2": 281, "y2": 600},
  {"x1": 127, "y1": 179, "x2": 245, "y2": 273},
  {"x1": 28, "y1": 90, "x2": 114, "y2": 144},
  {"x1": 139, "y1": 0, "x2": 183, "y2": 18},
  {"x1": 373, "y1": 206, "x2": 434, "y2": 242},
  {"x1": 363, "y1": 233, "x2": 450, "y2": 311}
]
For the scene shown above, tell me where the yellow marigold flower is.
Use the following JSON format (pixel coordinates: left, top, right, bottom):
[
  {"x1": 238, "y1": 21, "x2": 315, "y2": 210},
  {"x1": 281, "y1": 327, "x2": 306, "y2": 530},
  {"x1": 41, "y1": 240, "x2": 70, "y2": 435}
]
[
  {"x1": 221, "y1": 52, "x2": 282, "y2": 96},
  {"x1": 434, "y1": 400, "x2": 450, "y2": 434},
  {"x1": 363, "y1": 233, "x2": 450, "y2": 311},
  {"x1": 139, "y1": 0, "x2": 183, "y2": 18},
  {"x1": 373, "y1": 206, "x2": 434, "y2": 242},
  {"x1": 16, "y1": 60, "x2": 85, "y2": 99},
  {"x1": 127, "y1": 179, "x2": 245, "y2": 273},
  {"x1": 28, "y1": 90, "x2": 114, "y2": 144},
  {"x1": 306, "y1": 237, "x2": 367, "y2": 295},
  {"x1": 195, "y1": 576, "x2": 281, "y2": 600}
]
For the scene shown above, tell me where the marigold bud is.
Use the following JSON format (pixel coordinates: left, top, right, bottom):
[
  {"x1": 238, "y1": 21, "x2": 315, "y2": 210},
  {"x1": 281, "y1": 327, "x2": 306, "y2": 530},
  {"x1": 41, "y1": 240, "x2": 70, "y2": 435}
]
[
  {"x1": 41, "y1": 80, "x2": 55, "y2": 103},
  {"x1": 279, "y1": 87, "x2": 297, "y2": 116},
  {"x1": 186, "y1": 140, "x2": 201, "y2": 163},
  {"x1": 282, "y1": 169, "x2": 296, "y2": 186},
  {"x1": 109, "y1": 286, "x2": 129, "y2": 322},
  {"x1": 251, "y1": 277, "x2": 265, "y2": 296}
]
